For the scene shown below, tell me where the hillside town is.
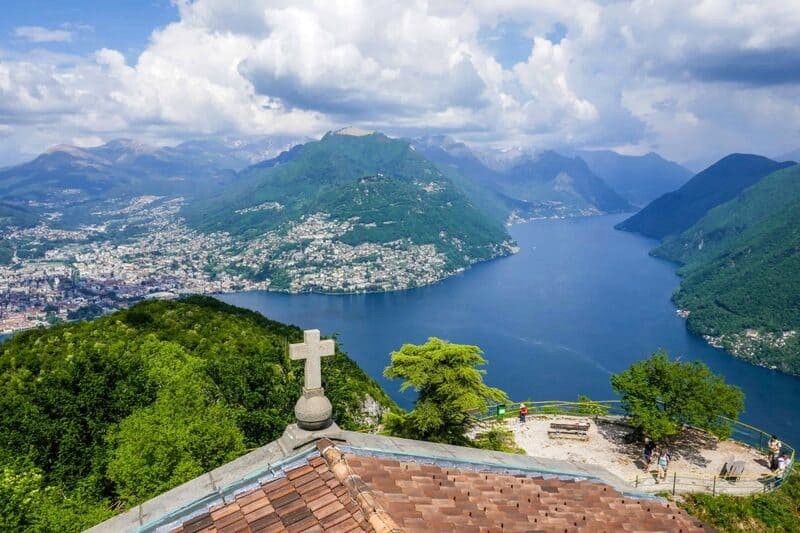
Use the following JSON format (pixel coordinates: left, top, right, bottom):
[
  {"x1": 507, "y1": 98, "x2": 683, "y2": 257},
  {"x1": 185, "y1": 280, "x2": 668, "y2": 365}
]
[{"x1": 0, "y1": 196, "x2": 469, "y2": 334}]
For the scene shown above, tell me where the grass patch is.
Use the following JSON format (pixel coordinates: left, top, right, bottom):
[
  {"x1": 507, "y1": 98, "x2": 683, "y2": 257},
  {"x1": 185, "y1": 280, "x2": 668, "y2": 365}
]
[{"x1": 679, "y1": 472, "x2": 800, "y2": 532}]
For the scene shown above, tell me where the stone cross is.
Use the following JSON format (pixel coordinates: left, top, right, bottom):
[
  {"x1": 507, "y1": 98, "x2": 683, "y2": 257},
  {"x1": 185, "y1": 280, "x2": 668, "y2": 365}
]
[{"x1": 289, "y1": 329, "x2": 335, "y2": 391}]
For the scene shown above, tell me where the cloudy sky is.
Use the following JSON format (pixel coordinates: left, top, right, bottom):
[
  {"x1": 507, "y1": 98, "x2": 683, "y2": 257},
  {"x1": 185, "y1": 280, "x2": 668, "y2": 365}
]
[{"x1": 1, "y1": 0, "x2": 799, "y2": 167}]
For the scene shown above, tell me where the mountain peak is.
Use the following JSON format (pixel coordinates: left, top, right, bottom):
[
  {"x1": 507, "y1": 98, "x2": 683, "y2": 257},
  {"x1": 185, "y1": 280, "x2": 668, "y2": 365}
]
[
  {"x1": 617, "y1": 152, "x2": 794, "y2": 239},
  {"x1": 535, "y1": 149, "x2": 573, "y2": 162},
  {"x1": 44, "y1": 144, "x2": 92, "y2": 158},
  {"x1": 333, "y1": 126, "x2": 374, "y2": 137},
  {"x1": 102, "y1": 138, "x2": 154, "y2": 152}
]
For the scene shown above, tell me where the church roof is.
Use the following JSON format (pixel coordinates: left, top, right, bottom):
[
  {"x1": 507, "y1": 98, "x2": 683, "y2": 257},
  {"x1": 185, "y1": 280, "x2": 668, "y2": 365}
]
[
  {"x1": 172, "y1": 452, "x2": 370, "y2": 533},
  {"x1": 89, "y1": 426, "x2": 710, "y2": 532}
]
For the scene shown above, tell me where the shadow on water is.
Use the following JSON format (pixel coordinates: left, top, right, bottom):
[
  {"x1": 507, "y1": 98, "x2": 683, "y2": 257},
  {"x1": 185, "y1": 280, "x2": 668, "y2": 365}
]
[{"x1": 215, "y1": 214, "x2": 800, "y2": 446}]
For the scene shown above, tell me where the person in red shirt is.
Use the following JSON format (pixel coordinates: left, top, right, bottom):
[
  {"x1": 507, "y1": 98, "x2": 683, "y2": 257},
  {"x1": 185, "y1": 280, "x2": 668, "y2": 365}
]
[{"x1": 519, "y1": 403, "x2": 528, "y2": 423}]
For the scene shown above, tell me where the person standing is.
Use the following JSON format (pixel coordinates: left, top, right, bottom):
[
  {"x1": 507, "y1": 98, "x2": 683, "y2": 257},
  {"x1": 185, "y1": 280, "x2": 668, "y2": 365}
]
[
  {"x1": 642, "y1": 438, "x2": 656, "y2": 470},
  {"x1": 768, "y1": 435, "x2": 782, "y2": 469},
  {"x1": 657, "y1": 450, "x2": 671, "y2": 482},
  {"x1": 519, "y1": 403, "x2": 528, "y2": 423}
]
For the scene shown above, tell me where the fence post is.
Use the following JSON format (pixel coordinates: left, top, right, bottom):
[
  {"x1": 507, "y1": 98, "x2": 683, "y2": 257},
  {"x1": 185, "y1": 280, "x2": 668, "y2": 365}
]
[
  {"x1": 672, "y1": 472, "x2": 677, "y2": 496},
  {"x1": 712, "y1": 476, "x2": 716, "y2": 496},
  {"x1": 635, "y1": 475, "x2": 638, "y2": 488}
]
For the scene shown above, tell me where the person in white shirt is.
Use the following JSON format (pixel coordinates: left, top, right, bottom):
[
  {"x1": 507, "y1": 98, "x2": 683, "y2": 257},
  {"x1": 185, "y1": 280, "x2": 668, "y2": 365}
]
[
  {"x1": 777, "y1": 453, "x2": 791, "y2": 476},
  {"x1": 656, "y1": 450, "x2": 671, "y2": 482}
]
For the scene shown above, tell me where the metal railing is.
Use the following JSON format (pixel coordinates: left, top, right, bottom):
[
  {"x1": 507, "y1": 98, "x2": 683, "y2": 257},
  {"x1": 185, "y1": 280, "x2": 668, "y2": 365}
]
[{"x1": 477, "y1": 400, "x2": 795, "y2": 496}]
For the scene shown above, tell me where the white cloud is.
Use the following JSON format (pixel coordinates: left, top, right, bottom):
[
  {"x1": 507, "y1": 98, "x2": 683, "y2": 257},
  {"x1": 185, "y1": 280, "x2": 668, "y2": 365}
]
[
  {"x1": 1, "y1": 0, "x2": 799, "y2": 165},
  {"x1": 13, "y1": 26, "x2": 73, "y2": 43}
]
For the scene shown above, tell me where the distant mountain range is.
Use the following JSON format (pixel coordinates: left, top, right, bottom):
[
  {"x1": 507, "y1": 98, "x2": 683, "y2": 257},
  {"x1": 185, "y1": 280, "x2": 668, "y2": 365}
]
[
  {"x1": 0, "y1": 128, "x2": 695, "y2": 291},
  {"x1": 411, "y1": 136, "x2": 542, "y2": 222},
  {"x1": 1, "y1": 130, "x2": 693, "y2": 232},
  {"x1": 0, "y1": 136, "x2": 300, "y2": 228},
  {"x1": 618, "y1": 153, "x2": 800, "y2": 374},
  {"x1": 413, "y1": 136, "x2": 655, "y2": 222},
  {"x1": 777, "y1": 148, "x2": 800, "y2": 162},
  {"x1": 616, "y1": 154, "x2": 795, "y2": 240},
  {"x1": 576, "y1": 150, "x2": 692, "y2": 207},
  {"x1": 498, "y1": 150, "x2": 633, "y2": 215}
]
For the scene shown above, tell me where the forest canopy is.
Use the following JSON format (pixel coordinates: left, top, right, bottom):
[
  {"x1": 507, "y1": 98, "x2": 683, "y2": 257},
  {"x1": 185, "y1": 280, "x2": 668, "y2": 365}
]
[{"x1": 0, "y1": 296, "x2": 395, "y2": 531}]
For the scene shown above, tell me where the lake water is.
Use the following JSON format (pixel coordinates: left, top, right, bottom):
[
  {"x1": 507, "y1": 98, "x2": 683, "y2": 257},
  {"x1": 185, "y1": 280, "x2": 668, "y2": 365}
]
[{"x1": 218, "y1": 214, "x2": 800, "y2": 446}]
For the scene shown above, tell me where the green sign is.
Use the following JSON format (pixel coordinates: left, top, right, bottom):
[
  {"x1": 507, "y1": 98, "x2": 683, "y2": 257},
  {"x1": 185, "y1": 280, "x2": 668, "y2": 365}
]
[{"x1": 496, "y1": 404, "x2": 506, "y2": 418}]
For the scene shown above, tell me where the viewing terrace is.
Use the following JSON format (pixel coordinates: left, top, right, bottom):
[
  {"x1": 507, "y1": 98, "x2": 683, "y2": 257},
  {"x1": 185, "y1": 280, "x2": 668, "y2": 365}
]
[{"x1": 479, "y1": 400, "x2": 794, "y2": 497}]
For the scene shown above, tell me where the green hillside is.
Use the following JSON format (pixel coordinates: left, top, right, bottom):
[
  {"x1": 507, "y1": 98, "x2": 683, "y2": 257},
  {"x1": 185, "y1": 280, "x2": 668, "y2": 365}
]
[
  {"x1": 0, "y1": 201, "x2": 38, "y2": 230},
  {"x1": 679, "y1": 473, "x2": 800, "y2": 532},
  {"x1": 656, "y1": 165, "x2": 800, "y2": 264},
  {"x1": 654, "y1": 165, "x2": 800, "y2": 373},
  {"x1": 184, "y1": 131, "x2": 512, "y2": 270},
  {"x1": 0, "y1": 296, "x2": 395, "y2": 531},
  {"x1": 617, "y1": 154, "x2": 795, "y2": 240}
]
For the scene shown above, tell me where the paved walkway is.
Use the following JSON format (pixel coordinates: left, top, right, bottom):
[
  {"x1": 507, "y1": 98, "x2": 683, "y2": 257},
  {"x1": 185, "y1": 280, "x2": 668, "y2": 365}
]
[{"x1": 504, "y1": 414, "x2": 776, "y2": 496}]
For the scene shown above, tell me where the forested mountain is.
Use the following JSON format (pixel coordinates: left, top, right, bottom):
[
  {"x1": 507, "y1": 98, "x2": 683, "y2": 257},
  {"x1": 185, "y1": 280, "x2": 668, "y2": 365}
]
[
  {"x1": 0, "y1": 296, "x2": 395, "y2": 531},
  {"x1": 616, "y1": 154, "x2": 795, "y2": 240},
  {"x1": 577, "y1": 150, "x2": 692, "y2": 206},
  {"x1": 414, "y1": 136, "x2": 633, "y2": 222},
  {"x1": 653, "y1": 164, "x2": 800, "y2": 373},
  {"x1": 184, "y1": 129, "x2": 514, "y2": 270},
  {"x1": 655, "y1": 164, "x2": 800, "y2": 264}
]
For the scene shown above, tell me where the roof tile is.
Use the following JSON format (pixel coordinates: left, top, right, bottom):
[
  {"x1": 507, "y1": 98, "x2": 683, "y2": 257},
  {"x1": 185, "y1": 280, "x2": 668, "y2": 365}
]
[
  {"x1": 243, "y1": 504, "x2": 276, "y2": 524},
  {"x1": 173, "y1": 443, "x2": 711, "y2": 533},
  {"x1": 247, "y1": 511, "x2": 281, "y2": 530},
  {"x1": 181, "y1": 513, "x2": 213, "y2": 533}
]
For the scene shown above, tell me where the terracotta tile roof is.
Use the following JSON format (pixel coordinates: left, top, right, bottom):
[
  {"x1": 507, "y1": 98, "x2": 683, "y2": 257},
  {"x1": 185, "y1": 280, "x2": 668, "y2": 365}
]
[
  {"x1": 170, "y1": 454, "x2": 371, "y2": 533},
  {"x1": 171, "y1": 439, "x2": 711, "y2": 532},
  {"x1": 344, "y1": 453, "x2": 711, "y2": 532}
]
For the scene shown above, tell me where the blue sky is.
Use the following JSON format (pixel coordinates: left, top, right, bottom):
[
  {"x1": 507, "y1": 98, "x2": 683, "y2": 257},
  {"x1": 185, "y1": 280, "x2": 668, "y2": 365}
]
[
  {"x1": 1, "y1": 0, "x2": 799, "y2": 167},
  {"x1": 0, "y1": 1, "x2": 177, "y2": 60}
]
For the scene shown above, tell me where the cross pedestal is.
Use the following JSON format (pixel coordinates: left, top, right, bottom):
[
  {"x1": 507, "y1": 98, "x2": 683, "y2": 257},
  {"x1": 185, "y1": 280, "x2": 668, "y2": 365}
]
[{"x1": 289, "y1": 329, "x2": 336, "y2": 430}]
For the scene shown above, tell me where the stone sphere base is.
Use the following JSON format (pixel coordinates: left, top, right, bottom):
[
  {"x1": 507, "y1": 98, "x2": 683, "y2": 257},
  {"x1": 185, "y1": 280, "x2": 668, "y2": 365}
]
[{"x1": 295, "y1": 389, "x2": 333, "y2": 430}]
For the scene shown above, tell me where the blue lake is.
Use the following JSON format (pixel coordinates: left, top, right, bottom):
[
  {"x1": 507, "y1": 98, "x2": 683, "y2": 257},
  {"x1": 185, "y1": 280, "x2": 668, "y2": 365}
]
[{"x1": 218, "y1": 214, "x2": 800, "y2": 446}]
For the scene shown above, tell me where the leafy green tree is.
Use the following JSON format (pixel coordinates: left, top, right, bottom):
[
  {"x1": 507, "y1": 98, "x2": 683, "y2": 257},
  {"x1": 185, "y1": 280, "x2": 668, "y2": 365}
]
[
  {"x1": 611, "y1": 350, "x2": 744, "y2": 441},
  {"x1": 473, "y1": 425, "x2": 525, "y2": 454},
  {"x1": 575, "y1": 395, "x2": 610, "y2": 416},
  {"x1": 106, "y1": 341, "x2": 246, "y2": 505},
  {"x1": 383, "y1": 337, "x2": 507, "y2": 445},
  {"x1": 0, "y1": 464, "x2": 43, "y2": 531},
  {"x1": 0, "y1": 461, "x2": 112, "y2": 532}
]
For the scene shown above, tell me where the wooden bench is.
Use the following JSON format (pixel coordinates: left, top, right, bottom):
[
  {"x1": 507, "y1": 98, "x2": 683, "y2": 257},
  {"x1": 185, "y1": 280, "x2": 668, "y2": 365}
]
[
  {"x1": 720, "y1": 456, "x2": 746, "y2": 481},
  {"x1": 547, "y1": 429, "x2": 590, "y2": 441},
  {"x1": 547, "y1": 420, "x2": 590, "y2": 441},
  {"x1": 550, "y1": 421, "x2": 591, "y2": 432}
]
